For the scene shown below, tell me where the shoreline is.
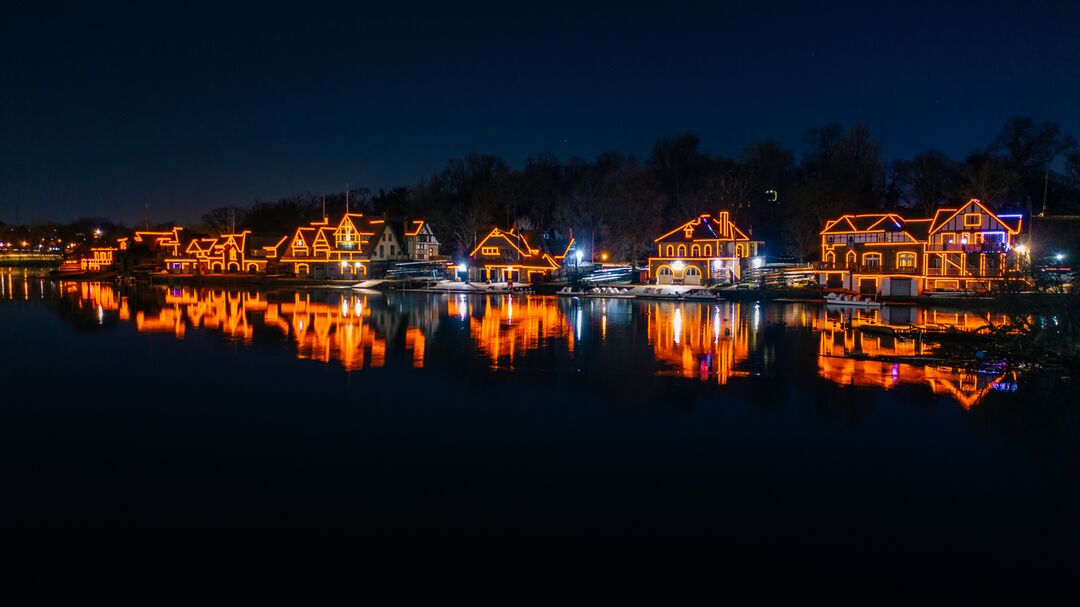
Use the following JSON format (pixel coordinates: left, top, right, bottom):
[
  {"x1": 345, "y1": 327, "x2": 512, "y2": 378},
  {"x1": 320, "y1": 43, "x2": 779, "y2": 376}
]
[{"x1": 39, "y1": 270, "x2": 1076, "y2": 309}]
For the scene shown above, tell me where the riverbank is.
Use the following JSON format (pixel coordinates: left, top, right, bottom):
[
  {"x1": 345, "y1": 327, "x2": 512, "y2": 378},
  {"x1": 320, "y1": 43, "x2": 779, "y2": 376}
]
[{"x1": 33, "y1": 270, "x2": 1080, "y2": 310}]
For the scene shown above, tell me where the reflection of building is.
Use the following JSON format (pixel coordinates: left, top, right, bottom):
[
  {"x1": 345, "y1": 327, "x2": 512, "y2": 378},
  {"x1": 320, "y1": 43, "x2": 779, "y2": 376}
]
[
  {"x1": 648, "y1": 211, "x2": 763, "y2": 285},
  {"x1": 467, "y1": 228, "x2": 574, "y2": 283},
  {"x1": 451, "y1": 295, "x2": 572, "y2": 367},
  {"x1": 71, "y1": 285, "x2": 431, "y2": 372},
  {"x1": 817, "y1": 199, "x2": 1025, "y2": 296},
  {"x1": 646, "y1": 301, "x2": 752, "y2": 383},
  {"x1": 816, "y1": 314, "x2": 1017, "y2": 408}
]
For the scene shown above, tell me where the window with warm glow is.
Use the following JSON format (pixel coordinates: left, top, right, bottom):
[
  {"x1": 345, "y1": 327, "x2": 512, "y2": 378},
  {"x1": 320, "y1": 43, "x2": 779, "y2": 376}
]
[
  {"x1": 482, "y1": 246, "x2": 500, "y2": 255},
  {"x1": 897, "y1": 252, "x2": 916, "y2": 268},
  {"x1": 964, "y1": 213, "x2": 982, "y2": 227}
]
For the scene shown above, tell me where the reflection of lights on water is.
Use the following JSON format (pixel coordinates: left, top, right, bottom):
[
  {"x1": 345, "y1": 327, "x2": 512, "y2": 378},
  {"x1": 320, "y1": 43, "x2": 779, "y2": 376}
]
[
  {"x1": 673, "y1": 307, "x2": 682, "y2": 344},
  {"x1": 713, "y1": 306, "x2": 720, "y2": 344},
  {"x1": 341, "y1": 298, "x2": 349, "y2": 316},
  {"x1": 507, "y1": 295, "x2": 513, "y2": 324},
  {"x1": 602, "y1": 314, "x2": 607, "y2": 339},
  {"x1": 97, "y1": 305, "x2": 104, "y2": 325},
  {"x1": 576, "y1": 306, "x2": 582, "y2": 340},
  {"x1": 457, "y1": 294, "x2": 467, "y2": 320},
  {"x1": 354, "y1": 299, "x2": 363, "y2": 317}
]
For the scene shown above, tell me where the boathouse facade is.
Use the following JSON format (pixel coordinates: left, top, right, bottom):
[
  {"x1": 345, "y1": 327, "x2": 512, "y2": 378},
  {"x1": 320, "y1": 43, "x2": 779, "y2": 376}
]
[
  {"x1": 816, "y1": 199, "x2": 1025, "y2": 296},
  {"x1": 647, "y1": 211, "x2": 763, "y2": 285}
]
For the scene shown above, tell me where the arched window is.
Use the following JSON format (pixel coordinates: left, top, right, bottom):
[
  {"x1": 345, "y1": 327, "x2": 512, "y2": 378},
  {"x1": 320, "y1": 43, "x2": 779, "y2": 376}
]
[
  {"x1": 677, "y1": 244, "x2": 687, "y2": 257},
  {"x1": 666, "y1": 245, "x2": 674, "y2": 256},
  {"x1": 825, "y1": 251, "x2": 835, "y2": 264},
  {"x1": 704, "y1": 244, "x2": 712, "y2": 256},
  {"x1": 896, "y1": 252, "x2": 916, "y2": 268},
  {"x1": 691, "y1": 244, "x2": 701, "y2": 257},
  {"x1": 846, "y1": 250, "x2": 857, "y2": 266},
  {"x1": 736, "y1": 244, "x2": 744, "y2": 257},
  {"x1": 863, "y1": 252, "x2": 882, "y2": 269}
]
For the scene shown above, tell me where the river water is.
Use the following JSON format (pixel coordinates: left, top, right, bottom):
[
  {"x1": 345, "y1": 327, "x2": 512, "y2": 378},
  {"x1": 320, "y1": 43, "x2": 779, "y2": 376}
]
[{"x1": 1, "y1": 273, "x2": 1077, "y2": 596}]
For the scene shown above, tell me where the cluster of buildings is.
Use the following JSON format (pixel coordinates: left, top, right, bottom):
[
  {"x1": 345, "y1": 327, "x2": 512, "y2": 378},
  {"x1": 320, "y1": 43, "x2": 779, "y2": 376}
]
[
  {"x1": 76, "y1": 214, "x2": 444, "y2": 279},
  {"x1": 73, "y1": 197, "x2": 1030, "y2": 295}
]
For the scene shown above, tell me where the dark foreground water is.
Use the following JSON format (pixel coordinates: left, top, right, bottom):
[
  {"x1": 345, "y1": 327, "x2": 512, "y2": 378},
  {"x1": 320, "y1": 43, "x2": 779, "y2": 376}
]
[{"x1": 1, "y1": 274, "x2": 1078, "y2": 598}]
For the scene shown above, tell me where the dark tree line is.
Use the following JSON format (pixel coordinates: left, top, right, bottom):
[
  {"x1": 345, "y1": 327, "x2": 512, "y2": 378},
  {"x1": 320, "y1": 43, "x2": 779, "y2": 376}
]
[{"x1": 198, "y1": 115, "x2": 1078, "y2": 263}]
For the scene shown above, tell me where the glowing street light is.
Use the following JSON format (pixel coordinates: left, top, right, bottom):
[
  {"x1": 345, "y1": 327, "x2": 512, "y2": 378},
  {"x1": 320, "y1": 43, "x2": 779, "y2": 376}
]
[{"x1": 1055, "y1": 253, "x2": 1065, "y2": 262}]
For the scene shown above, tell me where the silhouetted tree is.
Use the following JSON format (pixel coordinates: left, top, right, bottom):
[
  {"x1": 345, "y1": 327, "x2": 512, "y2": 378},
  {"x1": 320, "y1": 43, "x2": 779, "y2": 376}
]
[{"x1": 895, "y1": 150, "x2": 961, "y2": 214}]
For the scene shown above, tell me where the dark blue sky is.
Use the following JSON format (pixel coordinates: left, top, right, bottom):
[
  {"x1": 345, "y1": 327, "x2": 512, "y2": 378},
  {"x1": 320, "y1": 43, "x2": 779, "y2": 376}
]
[{"x1": 3, "y1": 1, "x2": 1079, "y2": 224}]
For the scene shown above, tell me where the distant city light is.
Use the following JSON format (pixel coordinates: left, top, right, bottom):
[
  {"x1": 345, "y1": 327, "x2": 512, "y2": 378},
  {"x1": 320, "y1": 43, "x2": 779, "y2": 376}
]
[
  {"x1": 600, "y1": 252, "x2": 608, "y2": 261},
  {"x1": 1055, "y1": 253, "x2": 1065, "y2": 262}
]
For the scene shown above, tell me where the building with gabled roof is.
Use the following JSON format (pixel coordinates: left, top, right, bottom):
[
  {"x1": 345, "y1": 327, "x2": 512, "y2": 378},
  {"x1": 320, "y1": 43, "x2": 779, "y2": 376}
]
[
  {"x1": 467, "y1": 227, "x2": 574, "y2": 283},
  {"x1": 276, "y1": 213, "x2": 443, "y2": 279},
  {"x1": 278, "y1": 213, "x2": 373, "y2": 279},
  {"x1": 816, "y1": 199, "x2": 1026, "y2": 296},
  {"x1": 162, "y1": 230, "x2": 283, "y2": 273},
  {"x1": 647, "y1": 210, "x2": 763, "y2": 285}
]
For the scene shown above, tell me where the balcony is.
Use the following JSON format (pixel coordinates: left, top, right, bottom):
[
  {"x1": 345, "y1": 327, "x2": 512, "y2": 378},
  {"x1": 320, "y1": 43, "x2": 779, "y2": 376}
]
[
  {"x1": 814, "y1": 262, "x2": 919, "y2": 274},
  {"x1": 926, "y1": 243, "x2": 1008, "y2": 253},
  {"x1": 925, "y1": 266, "x2": 1009, "y2": 277}
]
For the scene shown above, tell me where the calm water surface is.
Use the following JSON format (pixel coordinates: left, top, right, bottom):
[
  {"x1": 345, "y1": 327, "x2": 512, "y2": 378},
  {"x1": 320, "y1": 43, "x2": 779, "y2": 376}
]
[{"x1": 1, "y1": 272, "x2": 1077, "y2": 595}]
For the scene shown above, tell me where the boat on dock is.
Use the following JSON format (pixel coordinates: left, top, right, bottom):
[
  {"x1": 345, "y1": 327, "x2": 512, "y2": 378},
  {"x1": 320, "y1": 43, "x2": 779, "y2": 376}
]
[{"x1": 824, "y1": 292, "x2": 882, "y2": 307}]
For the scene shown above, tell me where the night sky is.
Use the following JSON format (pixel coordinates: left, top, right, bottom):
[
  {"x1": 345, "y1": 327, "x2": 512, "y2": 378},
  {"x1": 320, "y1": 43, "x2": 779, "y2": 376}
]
[{"x1": 3, "y1": 1, "x2": 1079, "y2": 224}]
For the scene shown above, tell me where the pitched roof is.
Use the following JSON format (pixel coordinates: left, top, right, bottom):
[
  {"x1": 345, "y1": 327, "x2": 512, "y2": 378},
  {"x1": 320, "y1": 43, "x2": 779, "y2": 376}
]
[{"x1": 655, "y1": 212, "x2": 750, "y2": 242}]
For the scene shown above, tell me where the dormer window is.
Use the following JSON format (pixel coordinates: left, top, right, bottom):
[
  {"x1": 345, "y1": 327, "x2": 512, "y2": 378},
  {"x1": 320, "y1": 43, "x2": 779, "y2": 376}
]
[{"x1": 684, "y1": 226, "x2": 693, "y2": 238}]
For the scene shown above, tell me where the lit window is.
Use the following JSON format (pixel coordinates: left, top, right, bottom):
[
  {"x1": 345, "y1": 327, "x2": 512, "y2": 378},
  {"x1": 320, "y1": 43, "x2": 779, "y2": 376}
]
[
  {"x1": 482, "y1": 246, "x2": 500, "y2": 255},
  {"x1": 964, "y1": 213, "x2": 982, "y2": 227},
  {"x1": 897, "y1": 253, "x2": 916, "y2": 268}
]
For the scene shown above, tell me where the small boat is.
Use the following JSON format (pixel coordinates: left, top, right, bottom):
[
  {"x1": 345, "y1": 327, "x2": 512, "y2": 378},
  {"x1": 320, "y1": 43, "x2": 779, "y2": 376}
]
[{"x1": 824, "y1": 292, "x2": 882, "y2": 307}]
